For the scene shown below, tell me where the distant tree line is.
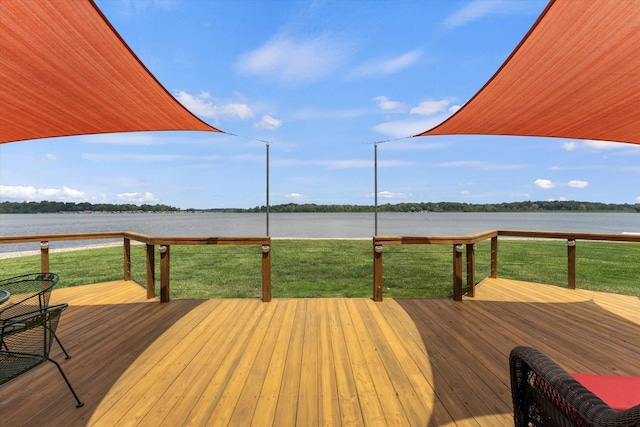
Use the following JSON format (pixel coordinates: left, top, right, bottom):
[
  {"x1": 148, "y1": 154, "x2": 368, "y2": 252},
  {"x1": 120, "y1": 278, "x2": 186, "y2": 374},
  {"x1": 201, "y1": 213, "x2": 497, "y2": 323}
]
[
  {"x1": 0, "y1": 201, "x2": 180, "y2": 214},
  {"x1": 2, "y1": 200, "x2": 639, "y2": 214},
  {"x1": 246, "y1": 201, "x2": 640, "y2": 213}
]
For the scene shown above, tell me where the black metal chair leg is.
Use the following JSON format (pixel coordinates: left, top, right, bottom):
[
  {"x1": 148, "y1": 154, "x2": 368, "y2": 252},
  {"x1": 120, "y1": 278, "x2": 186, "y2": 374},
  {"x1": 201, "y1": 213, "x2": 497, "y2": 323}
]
[
  {"x1": 54, "y1": 333, "x2": 71, "y2": 359},
  {"x1": 49, "y1": 358, "x2": 84, "y2": 408}
]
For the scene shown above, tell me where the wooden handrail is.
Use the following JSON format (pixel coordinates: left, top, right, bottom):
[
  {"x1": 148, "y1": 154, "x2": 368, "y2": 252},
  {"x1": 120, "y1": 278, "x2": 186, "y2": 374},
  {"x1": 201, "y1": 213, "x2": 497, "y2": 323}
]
[
  {"x1": 0, "y1": 232, "x2": 125, "y2": 244},
  {"x1": 372, "y1": 230, "x2": 640, "y2": 302},
  {"x1": 0, "y1": 232, "x2": 272, "y2": 303},
  {"x1": 496, "y1": 230, "x2": 640, "y2": 242},
  {"x1": 0, "y1": 232, "x2": 270, "y2": 246},
  {"x1": 374, "y1": 230, "x2": 498, "y2": 246},
  {"x1": 3, "y1": 230, "x2": 638, "y2": 303}
]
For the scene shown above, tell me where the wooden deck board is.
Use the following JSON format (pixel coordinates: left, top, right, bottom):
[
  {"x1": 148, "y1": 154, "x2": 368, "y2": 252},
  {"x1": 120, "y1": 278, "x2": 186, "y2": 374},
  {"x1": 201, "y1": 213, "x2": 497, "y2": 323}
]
[{"x1": 1, "y1": 278, "x2": 638, "y2": 426}]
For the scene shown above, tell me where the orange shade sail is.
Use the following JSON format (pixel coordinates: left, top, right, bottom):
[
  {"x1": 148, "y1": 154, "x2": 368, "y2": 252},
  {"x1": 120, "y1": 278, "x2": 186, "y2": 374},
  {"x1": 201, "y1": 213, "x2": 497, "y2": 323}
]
[
  {"x1": 0, "y1": 0, "x2": 221, "y2": 144},
  {"x1": 416, "y1": 0, "x2": 640, "y2": 145}
]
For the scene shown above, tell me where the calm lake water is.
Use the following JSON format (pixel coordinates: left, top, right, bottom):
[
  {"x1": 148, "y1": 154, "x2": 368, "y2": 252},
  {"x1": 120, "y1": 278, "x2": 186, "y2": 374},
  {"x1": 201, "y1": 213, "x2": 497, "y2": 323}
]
[{"x1": 1, "y1": 212, "x2": 639, "y2": 253}]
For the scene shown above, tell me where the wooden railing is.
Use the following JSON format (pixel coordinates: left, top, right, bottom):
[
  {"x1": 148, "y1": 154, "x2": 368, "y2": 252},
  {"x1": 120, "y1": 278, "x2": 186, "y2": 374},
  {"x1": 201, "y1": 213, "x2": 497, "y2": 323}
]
[
  {"x1": 0, "y1": 232, "x2": 271, "y2": 303},
  {"x1": 3, "y1": 230, "x2": 638, "y2": 302},
  {"x1": 373, "y1": 230, "x2": 640, "y2": 302}
]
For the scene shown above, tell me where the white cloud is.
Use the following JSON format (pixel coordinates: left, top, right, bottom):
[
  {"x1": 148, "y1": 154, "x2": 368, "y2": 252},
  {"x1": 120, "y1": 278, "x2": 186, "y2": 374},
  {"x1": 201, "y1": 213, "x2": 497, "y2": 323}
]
[
  {"x1": 28, "y1": 153, "x2": 58, "y2": 162},
  {"x1": 233, "y1": 153, "x2": 263, "y2": 162},
  {"x1": 254, "y1": 115, "x2": 282, "y2": 130},
  {"x1": 377, "y1": 191, "x2": 410, "y2": 199},
  {"x1": 236, "y1": 34, "x2": 347, "y2": 85},
  {"x1": 563, "y1": 141, "x2": 577, "y2": 151},
  {"x1": 83, "y1": 153, "x2": 191, "y2": 161},
  {"x1": 351, "y1": 50, "x2": 422, "y2": 78},
  {"x1": 115, "y1": 192, "x2": 159, "y2": 203},
  {"x1": 410, "y1": 99, "x2": 453, "y2": 116},
  {"x1": 373, "y1": 98, "x2": 459, "y2": 138},
  {"x1": 373, "y1": 96, "x2": 405, "y2": 113},
  {"x1": 567, "y1": 180, "x2": 589, "y2": 188},
  {"x1": 318, "y1": 159, "x2": 373, "y2": 169},
  {"x1": 438, "y1": 160, "x2": 524, "y2": 171},
  {"x1": 283, "y1": 193, "x2": 307, "y2": 200},
  {"x1": 583, "y1": 139, "x2": 625, "y2": 151},
  {"x1": 443, "y1": 0, "x2": 524, "y2": 30},
  {"x1": 534, "y1": 179, "x2": 554, "y2": 189},
  {"x1": 273, "y1": 158, "x2": 414, "y2": 170},
  {"x1": 324, "y1": 159, "x2": 416, "y2": 169},
  {"x1": 0, "y1": 185, "x2": 86, "y2": 201},
  {"x1": 636, "y1": 196, "x2": 640, "y2": 202},
  {"x1": 373, "y1": 116, "x2": 448, "y2": 139},
  {"x1": 291, "y1": 107, "x2": 367, "y2": 120},
  {"x1": 176, "y1": 91, "x2": 253, "y2": 121}
]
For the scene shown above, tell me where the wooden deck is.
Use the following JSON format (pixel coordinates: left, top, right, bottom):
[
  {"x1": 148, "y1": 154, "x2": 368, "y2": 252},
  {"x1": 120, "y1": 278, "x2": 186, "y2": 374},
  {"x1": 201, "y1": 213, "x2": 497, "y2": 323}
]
[{"x1": 1, "y1": 278, "x2": 638, "y2": 426}]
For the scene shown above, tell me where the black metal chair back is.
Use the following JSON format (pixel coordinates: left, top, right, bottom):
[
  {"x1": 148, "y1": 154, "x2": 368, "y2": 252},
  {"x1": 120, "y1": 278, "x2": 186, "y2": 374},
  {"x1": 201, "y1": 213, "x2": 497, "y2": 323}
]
[
  {"x1": 0, "y1": 273, "x2": 71, "y2": 359},
  {"x1": 0, "y1": 303, "x2": 83, "y2": 407},
  {"x1": 0, "y1": 273, "x2": 58, "y2": 319}
]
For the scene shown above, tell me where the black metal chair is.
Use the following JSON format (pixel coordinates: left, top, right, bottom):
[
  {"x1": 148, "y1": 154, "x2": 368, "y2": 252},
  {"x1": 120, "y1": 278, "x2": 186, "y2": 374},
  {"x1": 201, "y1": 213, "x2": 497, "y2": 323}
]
[
  {"x1": 510, "y1": 346, "x2": 640, "y2": 427},
  {"x1": 0, "y1": 273, "x2": 71, "y2": 359},
  {"x1": 0, "y1": 304, "x2": 83, "y2": 407}
]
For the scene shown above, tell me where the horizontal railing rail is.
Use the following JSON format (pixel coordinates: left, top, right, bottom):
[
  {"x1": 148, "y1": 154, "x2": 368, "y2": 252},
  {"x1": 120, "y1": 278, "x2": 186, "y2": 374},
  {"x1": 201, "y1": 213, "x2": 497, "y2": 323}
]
[
  {"x1": 0, "y1": 232, "x2": 271, "y2": 303},
  {"x1": 374, "y1": 230, "x2": 640, "y2": 301},
  {"x1": 497, "y1": 230, "x2": 640, "y2": 242},
  {"x1": 3, "y1": 229, "x2": 638, "y2": 302}
]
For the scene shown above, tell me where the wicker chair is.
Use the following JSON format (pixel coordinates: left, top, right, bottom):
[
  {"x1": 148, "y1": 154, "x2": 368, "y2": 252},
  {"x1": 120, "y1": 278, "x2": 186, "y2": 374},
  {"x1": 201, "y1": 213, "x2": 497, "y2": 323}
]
[
  {"x1": 510, "y1": 346, "x2": 640, "y2": 427},
  {"x1": 0, "y1": 273, "x2": 70, "y2": 359},
  {"x1": 0, "y1": 304, "x2": 83, "y2": 407}
]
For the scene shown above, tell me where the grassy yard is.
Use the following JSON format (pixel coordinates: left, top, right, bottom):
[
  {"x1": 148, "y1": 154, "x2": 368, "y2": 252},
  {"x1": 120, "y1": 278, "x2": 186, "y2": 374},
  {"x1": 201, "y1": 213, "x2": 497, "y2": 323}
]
[{"x1": 1, "y1": 239, "x2": 638, "y2": 299}]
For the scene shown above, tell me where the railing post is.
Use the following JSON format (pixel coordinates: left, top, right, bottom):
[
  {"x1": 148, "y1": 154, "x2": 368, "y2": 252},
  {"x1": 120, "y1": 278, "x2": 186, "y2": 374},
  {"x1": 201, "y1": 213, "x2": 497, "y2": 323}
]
[
  {"x1": 490, "y1": 236, "x2": 498, "y2": 278},
  {"x1": 262, "y1": 243, "x2": 272, "y2": 302},
  {"x1": 453, "y1": 244, "x2": 463, "y2": 301},
  {"x1": 466, "y1": 243, "x2": 476, "y2": 298},
  {"x1": 373, "y1": 243, "x2": 383, "y2": 301},
  {"x1": 146, "y1": 244, "x2": 155, "y2": 299},
  {"x1": 123, "y1": 238, "x2": 132, "y2": 281},
  {"x1": 159, "y1": 245, "x2": 170, "y2": 302},
  {"x1": 40, "y1": 241, "x2": 50, "y2": 274},
  {"x1": 567, "y1": 239, "x2": 576, "y2": 289}
]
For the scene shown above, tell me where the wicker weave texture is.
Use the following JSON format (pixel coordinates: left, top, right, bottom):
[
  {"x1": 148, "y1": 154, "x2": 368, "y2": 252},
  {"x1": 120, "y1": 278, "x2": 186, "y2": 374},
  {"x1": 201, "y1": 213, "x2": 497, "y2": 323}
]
[{"x1": 510, "y1": 346, "x2": 640, "y2": 427}]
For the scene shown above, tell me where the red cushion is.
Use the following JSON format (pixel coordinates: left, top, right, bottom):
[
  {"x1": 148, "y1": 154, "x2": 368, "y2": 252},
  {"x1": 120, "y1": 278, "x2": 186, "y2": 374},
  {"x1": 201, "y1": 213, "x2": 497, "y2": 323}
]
[{"x1": 571, "y1": 373, "x2": 640, "y2": 411}]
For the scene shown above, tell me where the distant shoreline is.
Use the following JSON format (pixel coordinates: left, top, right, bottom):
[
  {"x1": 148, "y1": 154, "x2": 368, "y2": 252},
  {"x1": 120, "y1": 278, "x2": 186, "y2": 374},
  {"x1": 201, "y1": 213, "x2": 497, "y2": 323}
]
[{"x1": 2, "y1": 200, "x2": 638, "y2": 214}]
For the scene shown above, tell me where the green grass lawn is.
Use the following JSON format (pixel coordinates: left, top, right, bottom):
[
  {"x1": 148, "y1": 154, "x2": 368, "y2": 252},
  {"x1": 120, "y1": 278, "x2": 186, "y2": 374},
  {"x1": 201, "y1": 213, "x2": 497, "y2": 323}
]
[{"x1": 1, "y1": 239, "x2": 638, "y2": 299}]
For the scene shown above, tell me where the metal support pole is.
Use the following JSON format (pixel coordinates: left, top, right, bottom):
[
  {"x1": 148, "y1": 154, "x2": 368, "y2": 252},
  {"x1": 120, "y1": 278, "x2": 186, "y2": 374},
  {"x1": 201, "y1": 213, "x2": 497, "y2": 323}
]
[
  {"x1": 266, "y1": 143, "x2": 270, "y2": 236},
  {"x1": 374, "y1": 143, "x2": 378, "y2": 236}
]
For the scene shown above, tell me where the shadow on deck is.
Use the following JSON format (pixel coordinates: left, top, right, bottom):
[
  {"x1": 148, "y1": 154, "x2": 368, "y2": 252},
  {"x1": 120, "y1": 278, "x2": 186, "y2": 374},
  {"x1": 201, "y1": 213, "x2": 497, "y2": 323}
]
[{"x1": 0, "y1": 279, "x2": 638, "y2": 426}]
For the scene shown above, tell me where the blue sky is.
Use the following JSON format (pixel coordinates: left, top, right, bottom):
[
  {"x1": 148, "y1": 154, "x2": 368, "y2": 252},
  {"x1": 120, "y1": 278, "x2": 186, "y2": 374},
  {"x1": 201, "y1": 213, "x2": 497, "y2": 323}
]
[{"x1": 2, "y1": 0, "x2": 639, "y2": 210}]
